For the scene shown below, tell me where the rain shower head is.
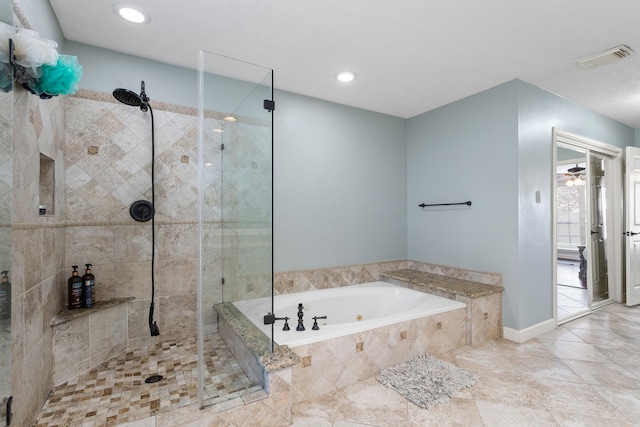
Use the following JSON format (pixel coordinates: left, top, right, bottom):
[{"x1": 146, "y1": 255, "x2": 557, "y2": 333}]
[{"x1": 113, "y1": 81, "x2": 149, "y2": 112}]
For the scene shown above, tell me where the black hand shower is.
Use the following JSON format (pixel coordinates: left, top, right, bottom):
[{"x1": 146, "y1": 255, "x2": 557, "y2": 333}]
[
  {"x1": 113, "y1": 81, "x2": 149, "y2": 112},
  {"x1": 113, "y1": 81, "x2": 159, "y2": 337}
]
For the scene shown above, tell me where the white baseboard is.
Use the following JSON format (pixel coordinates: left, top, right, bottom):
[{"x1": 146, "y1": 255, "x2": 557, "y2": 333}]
[{"x1": 503, "y1": 318, "x2": 556, "y2": 343}]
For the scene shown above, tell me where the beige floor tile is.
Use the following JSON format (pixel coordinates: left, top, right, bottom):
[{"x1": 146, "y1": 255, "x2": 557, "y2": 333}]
[
  {"x1": 333, "y1": 377, "x2": 409, "y2": 426},
  {"x1": 474, "y1": 399, "x2": 559, "y2": 427},
  {"x1": 407, "y1": 397, "x2": 483, "y2": 427},
  {"x1": 453, "y1": 345, "x2": 517, "y2": 375},
  {"x1": 566, "y1": 327, "x2": 630, "y2": 346},
  {"x1": 562, "y1": 359, "x2": 640, "y2": 388},
  {"x1": 593, "y1": 385, "x2": 640, "y2": 421},
  {"x1": 544, "y1": 340, "x2": 613, "y2": 363},
  {"x1": 549, "y1": 410, "x2": 634, "y2": 427},
  {"x1": 505, "y1": 354, "x2": 584, "y2": 383},
  {"x1": 293, "y1": 389, "x2": 342, "y2": 421},
  {"x1": 535, "y1": 326, "x2": 583, "y2": 342},
  {"x1": 524, "y1": 378, "x2": 626, "y2": 420},
  {"x1": 333, "y1": 420, "x2": 386, "y2": 427},
  {"x1": 468, "y1": 372, "x2": 544, "y2": 409},
  {"x1": 291, "y1": 413, "x2": 334, "y2": 426}
]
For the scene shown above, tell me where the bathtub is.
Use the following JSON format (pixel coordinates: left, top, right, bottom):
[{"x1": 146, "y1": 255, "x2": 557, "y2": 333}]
[{"x1": 232, "y1": 281, "x2": 466, "y2": 347}]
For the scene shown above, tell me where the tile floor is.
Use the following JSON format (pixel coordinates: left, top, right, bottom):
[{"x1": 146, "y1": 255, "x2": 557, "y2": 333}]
[
  {"x1": 290, "y1": 303, "x2": 640, "y2": 426},
  {"x1": 34, "y1": 302, "x2": 640, "y2": 426},
  {"x1": 557, "y1": 261, "x2": 588, "y2": 319},
  {"x1": 34, "y1": 333, "x2": 262, "y2": 427}
]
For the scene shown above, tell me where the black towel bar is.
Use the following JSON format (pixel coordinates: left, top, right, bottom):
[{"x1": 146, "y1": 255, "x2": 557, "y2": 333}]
[{"x1": 418, "y1": 201, "x2": 472, "y2": 208}]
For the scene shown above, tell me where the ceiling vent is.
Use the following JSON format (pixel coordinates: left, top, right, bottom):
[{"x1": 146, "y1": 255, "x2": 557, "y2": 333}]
[{"x1": 576, "y1": 44, "x2": 634, "y2": 69}]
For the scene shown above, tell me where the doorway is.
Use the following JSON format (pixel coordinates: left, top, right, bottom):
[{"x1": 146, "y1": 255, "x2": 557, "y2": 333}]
[{"x1": 553, "y1": 129, "x2": 622, "y2": 324}]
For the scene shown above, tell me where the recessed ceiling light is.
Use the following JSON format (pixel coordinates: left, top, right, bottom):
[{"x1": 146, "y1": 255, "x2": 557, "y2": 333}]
[
  {"x1": 336, "y1": 71, "x2": 357, "y2": 83},
  {"x1": 113, "y1": 3, "x2": 150, "y2": 24},
  {"x1": 224, "y1": 116, "x2": 237, "y2": 122},
  {"x1": 213, "y1": 128, "x2": 224, "y2": 133}
]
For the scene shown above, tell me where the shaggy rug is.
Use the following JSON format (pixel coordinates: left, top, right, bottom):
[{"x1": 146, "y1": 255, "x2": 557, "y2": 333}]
[{"x1": 376, "y1": 353, "x2": 479, "y2": 409}]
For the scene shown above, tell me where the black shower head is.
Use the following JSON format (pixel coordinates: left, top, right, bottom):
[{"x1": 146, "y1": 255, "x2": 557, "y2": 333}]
[{"x1": 113, "y1": 81, "x2": 149, "y2": 112}]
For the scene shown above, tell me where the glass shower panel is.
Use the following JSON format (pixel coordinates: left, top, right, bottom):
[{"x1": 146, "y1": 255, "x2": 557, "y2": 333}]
[
  {"x1": 0, "y1": 1, "x2": 11, "y2": 423},
  {"x1": 197, "y1": 51, "x2": 273, "y2": 409},
  {"x1": 221, "y1": 72, "x2": 273, "y2": 305}
]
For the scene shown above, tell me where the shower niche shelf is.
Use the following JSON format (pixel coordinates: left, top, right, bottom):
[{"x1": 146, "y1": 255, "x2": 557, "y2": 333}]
[{"x1": 51, "y1": 297, "x2": 134, "y2": 326}]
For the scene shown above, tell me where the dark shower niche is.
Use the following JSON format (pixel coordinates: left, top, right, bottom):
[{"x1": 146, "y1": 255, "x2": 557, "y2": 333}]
[{"x1": 39, "y1": 153, "x2": 54, "y2": 216}]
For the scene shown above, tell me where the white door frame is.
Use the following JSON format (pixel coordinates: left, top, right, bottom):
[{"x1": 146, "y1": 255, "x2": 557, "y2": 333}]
[{"x1": 552, "y1": 128, "x2": 623, "y2": 324}]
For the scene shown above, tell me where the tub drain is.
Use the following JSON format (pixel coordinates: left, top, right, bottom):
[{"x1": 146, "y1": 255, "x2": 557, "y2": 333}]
[{"x1": 145, "y1": 374, "x2": 164, "y2": 384}]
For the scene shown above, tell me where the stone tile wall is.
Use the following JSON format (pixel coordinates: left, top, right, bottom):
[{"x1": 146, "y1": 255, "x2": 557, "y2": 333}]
[
  {"x1": 290, "y1": 307, "x2": 467, "y2": 403},
  {"x1": 11, "y1": 85, "x2": 66, "y2": 427},
  {"x1": 274, "y1": 259, "x2": 502, "y2": 295},
  {"x1": 64, "y1": 93, "x2": 200, "y2": 349}
]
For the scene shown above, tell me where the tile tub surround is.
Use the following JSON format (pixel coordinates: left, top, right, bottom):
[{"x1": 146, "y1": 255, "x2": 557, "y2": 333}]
[
  {"x1": 381, "y1": 268, "x2": 504, "y2": 344},
  {"x1": 290, "y1": 307, "x2": 466, "y2": 404},
  {"x1": 273, "y1": 259, "x2": 502, "y2": 295}
]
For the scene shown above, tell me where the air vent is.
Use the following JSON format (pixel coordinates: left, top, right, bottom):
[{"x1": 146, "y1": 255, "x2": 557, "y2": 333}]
[{"x1": 576, "y1": 44, "x2": 634, "y2": 69}]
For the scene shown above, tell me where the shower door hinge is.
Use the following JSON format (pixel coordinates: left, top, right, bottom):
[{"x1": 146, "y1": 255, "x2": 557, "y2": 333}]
[
  {"x1": 221, "y1": 143, "x2": 224, "y2": 151},
  {"x1": 263, "y1": 99, "x2": 275, "y2": 112},
  {"x1": 221, "y1": 277, "x2": 225, "y2": 285}
]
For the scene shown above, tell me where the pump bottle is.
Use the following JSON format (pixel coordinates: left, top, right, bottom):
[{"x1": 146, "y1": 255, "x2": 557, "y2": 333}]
[
  {"x1": 82, "y1": 264, "x2": 95, "y2": 308},
  {"x1": 68, "y1": 265, "x2": 83, "y2": 309},
  {"x1": 0, "y1": 270, "x2": 10, "y2": 319}
]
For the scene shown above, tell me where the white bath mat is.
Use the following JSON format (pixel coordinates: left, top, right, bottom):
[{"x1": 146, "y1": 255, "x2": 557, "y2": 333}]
[{"x1": 376, "y1": 353, "x2": 478, "y2": 409}]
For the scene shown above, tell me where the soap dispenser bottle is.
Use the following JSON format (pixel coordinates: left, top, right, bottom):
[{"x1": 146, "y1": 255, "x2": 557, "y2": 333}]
[
  {"x1": 68, "y1": 265, "x2": 83, "y2": 309},
  {"x1": 0, "y1": 270, "x2": 10, "y2": 319},
  {"x1": 82, "y1": 264, "x2": 95, "y2": 308}
]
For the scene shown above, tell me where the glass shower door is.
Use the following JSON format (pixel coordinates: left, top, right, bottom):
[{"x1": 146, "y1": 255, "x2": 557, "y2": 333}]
[{"x1": 197, "y1": 51, "x2": 273, "y2": 409}]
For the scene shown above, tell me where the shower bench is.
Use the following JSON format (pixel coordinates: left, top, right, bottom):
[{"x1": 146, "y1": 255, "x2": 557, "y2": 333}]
[
  {"x1": 380, "y1": 269, "x2": 503, "y2": 345},
  {"x1": 50, "y1": 297, "x2": 134, "y2": 385}
]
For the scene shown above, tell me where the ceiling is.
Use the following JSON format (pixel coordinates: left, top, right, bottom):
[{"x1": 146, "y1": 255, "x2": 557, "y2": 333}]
[{"x1": 49, "y1": 0, "x2": 640, "y2": 127}]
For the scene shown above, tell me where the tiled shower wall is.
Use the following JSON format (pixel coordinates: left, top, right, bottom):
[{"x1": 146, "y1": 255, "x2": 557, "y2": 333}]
[
  {"x1": 12, "y1": 85, "x2": 66, "y2": 427},
  {"x1": 64, "y1": 92, "x2": 200, "y2": 349},
  {"x1": 64, "y1": 91, "x2": 272, "y2": 348}
]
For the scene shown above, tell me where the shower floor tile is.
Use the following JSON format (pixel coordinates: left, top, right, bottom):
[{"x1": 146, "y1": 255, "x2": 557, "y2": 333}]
[{"x1": 34, "y1": 332, "x2": 262, "y2": 427}]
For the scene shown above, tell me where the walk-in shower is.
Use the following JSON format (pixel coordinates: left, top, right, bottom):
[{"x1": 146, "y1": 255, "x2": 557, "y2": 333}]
[{"x1": 113, "y1": 81, "x2": 160, "y2": 339}]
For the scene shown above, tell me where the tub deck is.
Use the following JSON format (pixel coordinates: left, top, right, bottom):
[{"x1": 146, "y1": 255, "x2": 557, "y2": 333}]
[{"x1": 380, "y1": 269, "x2": 504, "y2": 344}]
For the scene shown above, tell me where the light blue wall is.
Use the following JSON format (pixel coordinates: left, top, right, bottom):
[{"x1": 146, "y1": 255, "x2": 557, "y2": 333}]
[
  {"x1": 65, "y1": 41, "x2": 199, "y2": 109},
  {"x1": 407, "y1": 79, "x2": 635, "y2": 331},
  {"x1": 18, "y1": 0, "x2": 640, "y2": 329},
  {"x1": 274, "y1": 91, "x2": 407, "y2": 271},
  {"x1": 407, "y1": 81, "x2": 520, "y2": 327},
  {"x1": 63, "y1": 42, "x2": 409, "y2": 272},
  {"x1": 516, "y1": 79, "x2": 633, "y2": 329},
  {"x1": 17, "y1": 0, "x2": 64, "y2": 46}
]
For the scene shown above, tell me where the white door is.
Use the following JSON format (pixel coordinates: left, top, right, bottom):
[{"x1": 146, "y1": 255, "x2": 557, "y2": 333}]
[{"x1": 624, "y1": 146, "x2": 640, "y2": 306}]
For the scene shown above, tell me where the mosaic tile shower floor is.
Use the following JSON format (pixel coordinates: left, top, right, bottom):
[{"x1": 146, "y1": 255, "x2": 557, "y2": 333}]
[{"x1": 35, "y1": 333, "x2": 262, "y2": 427}]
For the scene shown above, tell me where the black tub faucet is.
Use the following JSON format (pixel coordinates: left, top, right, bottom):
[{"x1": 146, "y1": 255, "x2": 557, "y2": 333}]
[
  {"x1": 312, "y1": 316, "x2": 327, "y2": 330},
  {"x1": 296, "y1": 303, "x2": 305, "y2": 331}
]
